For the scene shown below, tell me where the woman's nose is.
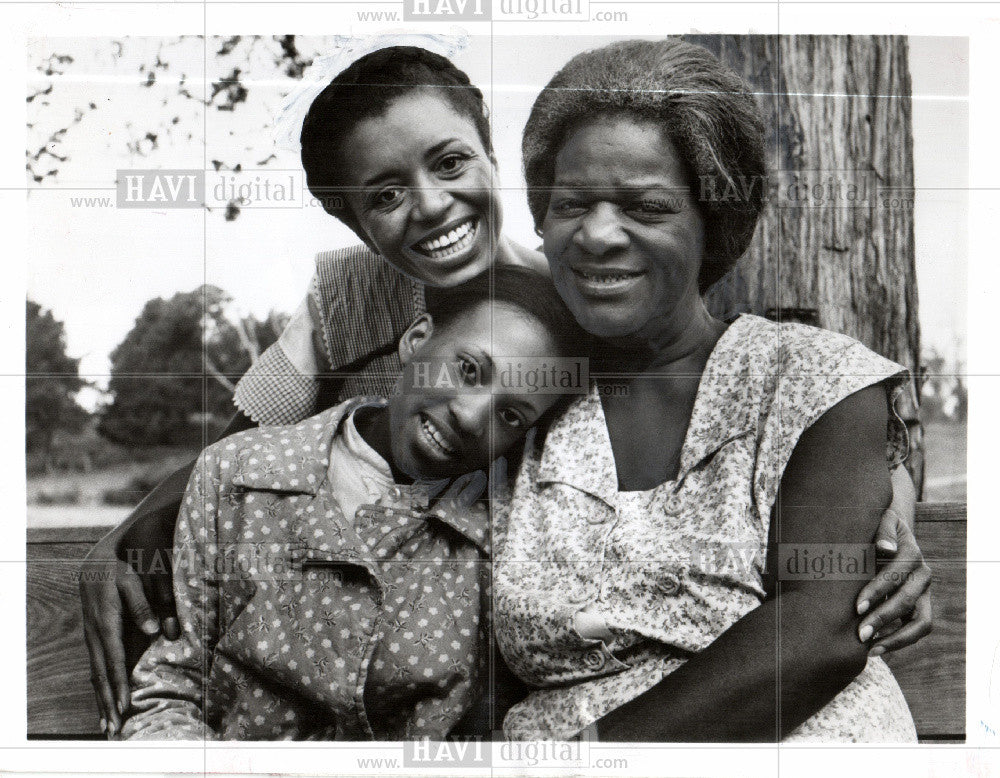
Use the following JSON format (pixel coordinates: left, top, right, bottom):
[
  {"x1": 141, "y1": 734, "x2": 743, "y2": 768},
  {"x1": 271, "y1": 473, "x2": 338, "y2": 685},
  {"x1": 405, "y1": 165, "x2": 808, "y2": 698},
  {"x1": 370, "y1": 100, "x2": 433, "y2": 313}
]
[
  {"x1": 447, "y1": 393, "x2": 492, "y2": 438},
  {"x1": 413, "y1": 177, "x2": 452, "y2": 222},
  {"x1": 572, "y1": 202, "x2": 629, "y2": 255}
]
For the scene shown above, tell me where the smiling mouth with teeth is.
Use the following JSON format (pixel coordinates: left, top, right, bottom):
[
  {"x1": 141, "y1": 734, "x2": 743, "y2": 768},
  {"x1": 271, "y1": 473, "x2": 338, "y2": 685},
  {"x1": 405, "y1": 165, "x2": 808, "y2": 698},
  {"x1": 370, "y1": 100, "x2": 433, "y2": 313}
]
[
  {"x1": 419, "y1": 414, "x2": 456, "y2": 456},
  {"x1": 412, "y1": 219, "x2": 478, "y2": 260},
  {"x1": 573, "y1": 269, "x2": 644, "y2": 284}
]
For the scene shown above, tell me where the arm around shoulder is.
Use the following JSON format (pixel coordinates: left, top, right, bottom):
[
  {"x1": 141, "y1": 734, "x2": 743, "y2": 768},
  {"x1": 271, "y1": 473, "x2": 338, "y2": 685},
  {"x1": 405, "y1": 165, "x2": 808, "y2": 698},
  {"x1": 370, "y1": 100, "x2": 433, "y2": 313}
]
[{"x1": 596, "y1": 385, "x2": 894, "y2": 741}]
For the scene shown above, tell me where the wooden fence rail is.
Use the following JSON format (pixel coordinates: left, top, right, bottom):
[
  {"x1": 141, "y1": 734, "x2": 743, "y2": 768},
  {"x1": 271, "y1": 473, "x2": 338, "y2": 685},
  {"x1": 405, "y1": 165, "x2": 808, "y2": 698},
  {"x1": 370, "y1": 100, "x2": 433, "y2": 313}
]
[{"x1": 26, "y1": 504, "x2": 967, "y2": 740}]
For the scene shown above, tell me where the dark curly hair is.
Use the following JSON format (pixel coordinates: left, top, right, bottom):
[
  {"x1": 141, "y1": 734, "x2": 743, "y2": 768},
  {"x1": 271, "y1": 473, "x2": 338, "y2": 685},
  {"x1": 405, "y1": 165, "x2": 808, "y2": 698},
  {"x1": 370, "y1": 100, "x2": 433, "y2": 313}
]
[
  {"x1": 301, "y1": 46, "x2": 493, "y2": 237},
  {"x1": 427, "y1": 265, "x2": 589, "y2": 360},
  {"x1": 425, "y1": 265, "x2": 591, "y2": 428},
  {"x1": 522, "y1": 38, "x2": 767, "y2": 292}
]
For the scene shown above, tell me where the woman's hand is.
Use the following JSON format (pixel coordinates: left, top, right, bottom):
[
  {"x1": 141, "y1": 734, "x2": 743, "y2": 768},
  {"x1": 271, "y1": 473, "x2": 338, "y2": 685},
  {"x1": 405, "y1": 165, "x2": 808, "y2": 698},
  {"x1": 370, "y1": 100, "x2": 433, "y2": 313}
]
[
  {"x1": 79, "y1": 415, "x2": 255, "y2": 737},
  {"x1": 855, "y1": 467, "x2": 933, "y2": 654},
  {"x1": 79, "y1": 466, "x2": 192, "y2": 737},
  {"x1": 80, "y1": 525, "x2": 176, "y2": 737}
]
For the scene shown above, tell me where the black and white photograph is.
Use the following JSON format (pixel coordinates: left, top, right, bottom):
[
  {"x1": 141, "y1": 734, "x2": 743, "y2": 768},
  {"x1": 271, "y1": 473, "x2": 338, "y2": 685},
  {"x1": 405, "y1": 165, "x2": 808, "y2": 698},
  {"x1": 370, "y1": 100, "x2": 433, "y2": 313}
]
[{"x1": 7, "y1": 3, "x2": 994, "y2": 773}]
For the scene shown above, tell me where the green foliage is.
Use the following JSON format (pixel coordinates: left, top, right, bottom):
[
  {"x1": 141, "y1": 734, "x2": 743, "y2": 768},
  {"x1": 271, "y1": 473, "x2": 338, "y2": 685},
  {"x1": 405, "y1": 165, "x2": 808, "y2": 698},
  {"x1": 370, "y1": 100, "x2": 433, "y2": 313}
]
[
  {"x1": 26, "y1": 300, "x2": 88, "y2": 468},
  {"x1": 98, "y1": 284, "x2": 284, "y2": 445},
  {"x1": 920, "y1": 349, "x2": 968, "y2": 423},
  {"x1": 34, "y1": 484, "x2": 83, "y2": 505},
  {"x1": 102, "y1": 462, "x2": 180, "y2": 506}
]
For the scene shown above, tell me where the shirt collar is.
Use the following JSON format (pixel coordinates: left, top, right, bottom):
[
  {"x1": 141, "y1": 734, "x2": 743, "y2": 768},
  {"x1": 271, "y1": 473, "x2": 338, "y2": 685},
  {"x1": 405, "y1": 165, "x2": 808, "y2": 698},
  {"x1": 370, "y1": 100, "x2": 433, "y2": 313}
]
[
  {"x1": 676, "y1": 315, "x2": 757, "y2": 476},
  {"x1": 313, "y1": 246, "x2": 425, "y2": 374},
  {"x1": 229, "y1": 397, "x2": 383, "y2": 495},
  {"x1": 536, "y1": 386, "x2": 619, "y2": 507},
  {"x1": 370, "y1": 484, "x2": 491, "y2": 555},
  {"x1": 425, "y1": 496, "x2": 491, "y2": 554},
  {"x1": 535, "y1": 315, "x2": 758, "y2": 500},
  {"x1": 230, "y1": 397, "x2": 490, "y2": 554}
]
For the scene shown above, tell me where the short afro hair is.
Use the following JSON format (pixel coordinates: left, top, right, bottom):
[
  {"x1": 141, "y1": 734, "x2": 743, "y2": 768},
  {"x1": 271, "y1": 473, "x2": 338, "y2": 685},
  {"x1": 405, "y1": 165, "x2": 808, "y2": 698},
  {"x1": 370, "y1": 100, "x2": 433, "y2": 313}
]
[
  {"x1": 426, "y1": 264, "x2": 589, "y2": 360},
  {"x1": 301, "y1": 46, "x2": 493, "y2": 237},
  {"x1": 522, "y1": 38, "x2": 767, "y2": 292}
]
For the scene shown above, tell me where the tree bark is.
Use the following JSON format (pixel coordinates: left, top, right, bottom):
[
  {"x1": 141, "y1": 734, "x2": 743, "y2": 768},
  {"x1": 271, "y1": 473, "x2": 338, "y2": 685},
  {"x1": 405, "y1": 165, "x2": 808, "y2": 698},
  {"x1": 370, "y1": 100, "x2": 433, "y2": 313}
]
[{"x1": 689, "y1": 35, "x2": 924, "y2": 493}]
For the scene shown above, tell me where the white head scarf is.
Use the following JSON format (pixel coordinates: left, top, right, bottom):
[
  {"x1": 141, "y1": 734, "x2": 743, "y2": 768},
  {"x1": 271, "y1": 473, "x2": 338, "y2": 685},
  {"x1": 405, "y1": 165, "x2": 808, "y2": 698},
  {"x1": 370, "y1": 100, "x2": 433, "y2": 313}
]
[{"x1": 272, "y1": 31, "x2": 470, "y2": 153}]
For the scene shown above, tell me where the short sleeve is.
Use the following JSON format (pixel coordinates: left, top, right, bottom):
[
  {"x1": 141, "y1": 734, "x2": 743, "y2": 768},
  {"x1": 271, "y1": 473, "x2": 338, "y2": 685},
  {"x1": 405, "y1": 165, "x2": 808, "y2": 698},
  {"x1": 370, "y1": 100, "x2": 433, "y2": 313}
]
[
  {"x1": 752, "y1": 328, "x2": 909, "y2": 524},
  {"x1": 234, "y1": 244, "x2": 425, "y2": 424},
  {"x1": 232, "y1": 289, "x2": 324, "y2": 426}
]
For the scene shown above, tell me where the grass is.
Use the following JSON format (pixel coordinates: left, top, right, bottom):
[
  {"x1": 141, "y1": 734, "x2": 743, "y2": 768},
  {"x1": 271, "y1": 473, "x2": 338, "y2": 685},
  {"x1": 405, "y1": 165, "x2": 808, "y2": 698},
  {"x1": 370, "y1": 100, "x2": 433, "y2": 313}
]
[
  {"x1": 26, "y1": 450, "x2": 199, "y2": 507},
  {"x1": 922, "y1": 420, "x2": 966, "y2": 502}
]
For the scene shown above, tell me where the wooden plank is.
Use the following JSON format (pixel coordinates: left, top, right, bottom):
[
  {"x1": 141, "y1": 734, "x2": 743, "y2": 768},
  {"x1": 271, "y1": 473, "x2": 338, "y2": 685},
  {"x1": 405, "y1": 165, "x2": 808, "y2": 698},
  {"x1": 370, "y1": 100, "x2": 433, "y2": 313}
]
[
  {"x1": 26, "y1": 544, "x2": 102, "y2": 736},
  {"x1": 914, "y1": 502, "x2": 966, "y2": 522},
  {"x1": 884, "y1": 517, "x2": 966, "y2": 740},
  {"x1": 28, "y1": 525, "x2": 115, "y2": 545}
]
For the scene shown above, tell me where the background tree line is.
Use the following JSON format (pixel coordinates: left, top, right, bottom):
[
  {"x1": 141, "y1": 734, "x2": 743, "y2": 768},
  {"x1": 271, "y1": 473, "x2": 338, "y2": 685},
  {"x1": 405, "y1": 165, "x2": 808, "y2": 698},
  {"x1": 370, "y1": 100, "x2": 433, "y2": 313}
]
[{"x1": 26, "y1": 289, "x2": 286, "y2": 475}]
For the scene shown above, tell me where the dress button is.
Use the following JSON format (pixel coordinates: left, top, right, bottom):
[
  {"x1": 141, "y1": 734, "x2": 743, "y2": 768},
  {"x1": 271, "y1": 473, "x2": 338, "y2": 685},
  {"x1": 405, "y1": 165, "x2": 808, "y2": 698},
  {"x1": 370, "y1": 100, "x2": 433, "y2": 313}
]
[
  {"x1": 586, "y1": 512, "x2": 606, "y2": 525},
  {"x1": 657, "y1": 573, "x2": 682, "y2": 596},
  {"x1": 583, "y1": 649, "x2": 606, "y2": 670}
]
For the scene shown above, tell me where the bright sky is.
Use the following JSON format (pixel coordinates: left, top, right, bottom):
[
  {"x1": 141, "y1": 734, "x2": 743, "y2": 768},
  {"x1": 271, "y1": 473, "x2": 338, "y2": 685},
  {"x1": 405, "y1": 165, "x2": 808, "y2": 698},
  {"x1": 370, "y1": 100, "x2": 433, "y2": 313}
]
[{"x1": 24, "y1": 35, "x2": 968, "y2": 407}]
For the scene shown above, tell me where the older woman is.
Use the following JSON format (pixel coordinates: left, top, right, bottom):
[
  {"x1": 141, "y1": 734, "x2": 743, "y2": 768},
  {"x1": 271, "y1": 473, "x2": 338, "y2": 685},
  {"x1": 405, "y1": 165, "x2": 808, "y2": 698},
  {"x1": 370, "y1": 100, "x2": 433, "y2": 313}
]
[{"x1": 493, "y1": 38, "x2": 924, "y2": 741}]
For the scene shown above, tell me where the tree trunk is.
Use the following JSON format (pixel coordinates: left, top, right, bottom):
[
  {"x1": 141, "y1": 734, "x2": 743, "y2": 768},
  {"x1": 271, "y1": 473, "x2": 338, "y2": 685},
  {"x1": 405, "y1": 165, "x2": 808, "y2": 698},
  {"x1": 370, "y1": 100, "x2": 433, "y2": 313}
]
[{"x1": 689, "y1": 35, "x2": 924, "y2": 493}]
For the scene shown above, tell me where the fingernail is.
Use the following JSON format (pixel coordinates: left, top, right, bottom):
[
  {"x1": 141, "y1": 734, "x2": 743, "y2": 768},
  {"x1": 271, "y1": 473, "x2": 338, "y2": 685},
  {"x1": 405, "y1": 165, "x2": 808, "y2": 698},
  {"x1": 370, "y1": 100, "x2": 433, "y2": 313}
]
[
  {"x1": 857, "y1": 600, "x2": 870, "y2": 616},
  {"x1": 869, "y1": 645, "x2": 886, "y2": 657},
  {"x1": 877, "y1": 540, "x2": 897, "y2": 553},
  {"x1": 99, "y1": 717, "x2": 106, "y2": 732},
  {"x1": 859, "y1": 624, "x2": 874, "y2": 642},
  {"x1": 117, "y1": 698, "x2": 126, "y2": 716},
  {"x1": 141, "y1": 619, "x2": 160, "y2": 635}
]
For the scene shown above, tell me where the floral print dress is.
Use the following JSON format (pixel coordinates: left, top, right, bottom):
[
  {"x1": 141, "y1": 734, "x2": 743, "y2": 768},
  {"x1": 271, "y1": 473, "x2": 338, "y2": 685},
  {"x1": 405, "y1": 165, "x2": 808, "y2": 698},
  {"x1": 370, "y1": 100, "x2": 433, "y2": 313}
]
[{"x1": 493, "y1": 314, "x2": 918, "y2": 742}]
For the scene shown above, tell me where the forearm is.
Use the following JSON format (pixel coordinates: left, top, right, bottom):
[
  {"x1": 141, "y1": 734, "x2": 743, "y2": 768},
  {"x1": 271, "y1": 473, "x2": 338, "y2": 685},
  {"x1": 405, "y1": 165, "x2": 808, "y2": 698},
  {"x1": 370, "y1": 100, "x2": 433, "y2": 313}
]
[
  {"x1": 122, "y1": 451, "x2": 223, "y2": 740},
  {"x1": 597, "y1": 587, "x2": 868, "y2": 742}
]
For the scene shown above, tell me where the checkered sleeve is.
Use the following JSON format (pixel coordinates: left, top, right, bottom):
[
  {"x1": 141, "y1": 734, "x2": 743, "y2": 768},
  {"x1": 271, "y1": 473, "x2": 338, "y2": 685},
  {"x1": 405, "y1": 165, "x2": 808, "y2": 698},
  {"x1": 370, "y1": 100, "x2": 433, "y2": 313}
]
[
  {"x1": 232, "y1": 342, "x2": 320, "y2": 426},
  {"x1": 233, "y1": 245, "x2": 424, "y2": 425}
]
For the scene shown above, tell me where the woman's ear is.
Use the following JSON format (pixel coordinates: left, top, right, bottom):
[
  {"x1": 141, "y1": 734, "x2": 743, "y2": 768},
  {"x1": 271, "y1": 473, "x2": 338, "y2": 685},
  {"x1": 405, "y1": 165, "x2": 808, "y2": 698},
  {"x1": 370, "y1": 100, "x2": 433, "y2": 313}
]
[
  {"x1": 398, "y1": 313, "x2": 434, "y2": 365},
  {"x1": 331, "y1": 200, "x2": 380, "y2": 255},
  {"x1": 342, "y1": 217, "x2": 380, "y2": 256}
]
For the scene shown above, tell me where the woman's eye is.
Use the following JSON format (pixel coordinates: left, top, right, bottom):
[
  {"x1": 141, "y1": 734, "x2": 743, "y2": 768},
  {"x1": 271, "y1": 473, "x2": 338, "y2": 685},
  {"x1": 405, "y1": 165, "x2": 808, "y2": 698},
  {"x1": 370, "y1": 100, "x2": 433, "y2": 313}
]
[
  {"x1": 498, "y1": 407, "x2": 526, "y2": 429},
  {"x1": 549, "y1": 198, "x2": 587, "y2": 217},
  {"x1": 438, "y1": 154, "x2": 469, "y2": 175},
  {"x1": 372, "y1": 187, "x2": 404, "y2": 208},
  {"x1": 629, "y1": 198, "x2": 677, "y2": 217},
  {"x1": 456, "y1": 356, "x2": 480, "y2": 386}
]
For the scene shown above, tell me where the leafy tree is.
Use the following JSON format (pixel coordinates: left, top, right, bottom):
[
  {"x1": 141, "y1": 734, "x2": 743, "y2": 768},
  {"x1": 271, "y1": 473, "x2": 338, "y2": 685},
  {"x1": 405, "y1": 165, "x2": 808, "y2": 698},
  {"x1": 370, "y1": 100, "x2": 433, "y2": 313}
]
[
  {"x1": 26, "y1": 300, "x2": 88, "y2": 468},
  {"x1": 98, "y1": 285, "x2": 285, "y2": 445},
  {"x1": 27, "y1": 35, "x2": 322, "y2": 219}
]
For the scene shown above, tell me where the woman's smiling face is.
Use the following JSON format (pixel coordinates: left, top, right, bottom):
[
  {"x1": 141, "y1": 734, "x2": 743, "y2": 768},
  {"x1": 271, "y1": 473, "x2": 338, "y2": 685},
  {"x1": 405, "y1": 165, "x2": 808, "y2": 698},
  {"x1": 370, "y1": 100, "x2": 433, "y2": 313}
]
[
  {"x1": 388, "y1": 301, "x2": 560, "y2": 480},
  {"x1": 542, "y1": 115, "x2": 706, "y2": 340},
  {"x1": 338, "y1": 90, "x2": 502, "y2": 288}
]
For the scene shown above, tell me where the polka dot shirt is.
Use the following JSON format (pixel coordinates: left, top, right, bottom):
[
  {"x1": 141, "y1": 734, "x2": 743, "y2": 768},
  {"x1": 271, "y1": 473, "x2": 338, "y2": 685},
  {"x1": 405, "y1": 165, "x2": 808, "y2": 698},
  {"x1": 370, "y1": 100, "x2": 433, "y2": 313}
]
[{"x1": 122, "y1": 399, "x2": 490, "y2": 741}]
